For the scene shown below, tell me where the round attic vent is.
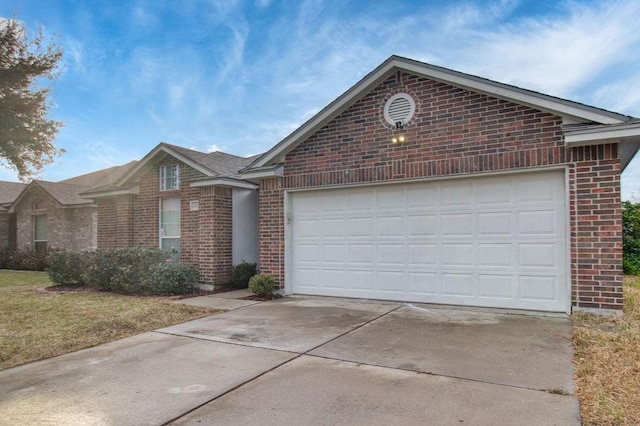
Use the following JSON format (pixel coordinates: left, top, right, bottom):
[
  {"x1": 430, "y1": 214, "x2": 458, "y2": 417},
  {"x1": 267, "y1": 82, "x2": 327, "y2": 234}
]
[{"x1": 383, "y1": 93, "x2": 416, "y2": 127}]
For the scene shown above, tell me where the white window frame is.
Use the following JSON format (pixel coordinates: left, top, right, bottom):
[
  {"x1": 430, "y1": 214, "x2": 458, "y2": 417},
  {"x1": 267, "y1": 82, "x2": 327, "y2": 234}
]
[
  {"x1": 160, "y1": 165, "x2": 180, "y2": 191},
  {"x1": 33, "y1": 214, "x2": 48, "y2": 251},
  {"x1": 159, "y1": 197, "x2": 181, "y2": 260}
]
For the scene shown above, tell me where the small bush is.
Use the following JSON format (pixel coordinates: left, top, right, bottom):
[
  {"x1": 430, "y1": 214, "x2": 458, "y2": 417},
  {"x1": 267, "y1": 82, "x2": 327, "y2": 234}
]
[
  {"x1": 248, "y1": 274, "x2": 275, "y2": 297},
  {"x1": 47, "y1": 251, "x2": 88, "y2": 286},
  {"x1": 0, "y1": 249, "x2": 50, "y2": 271},
  {"x1": 82, "y1": 247, "x2": 168, "y2": 294},
  {"x1": 148, "y1": 262, "x2": 200, "y2": 295},
  {"x1": 232, "y1": 261, "x2": 258, "y2": 288}
]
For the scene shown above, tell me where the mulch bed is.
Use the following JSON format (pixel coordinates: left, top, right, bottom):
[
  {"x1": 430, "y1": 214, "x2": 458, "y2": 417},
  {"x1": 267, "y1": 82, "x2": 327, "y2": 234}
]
[{"x1": 241, "y1": 294, "x2": 283, "y2": 301}]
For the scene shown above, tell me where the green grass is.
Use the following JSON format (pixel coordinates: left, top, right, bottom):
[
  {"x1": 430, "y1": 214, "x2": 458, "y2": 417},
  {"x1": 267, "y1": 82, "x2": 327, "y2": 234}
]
[{"x1": 0, "y1": 270, "x2": 218, "y2": 370}]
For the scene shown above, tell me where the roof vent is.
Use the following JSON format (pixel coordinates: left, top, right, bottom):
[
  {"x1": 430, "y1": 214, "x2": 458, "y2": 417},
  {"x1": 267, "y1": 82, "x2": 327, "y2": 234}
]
[{"x1": 383, "y1": 93, "x2": 416, "y2": 128}]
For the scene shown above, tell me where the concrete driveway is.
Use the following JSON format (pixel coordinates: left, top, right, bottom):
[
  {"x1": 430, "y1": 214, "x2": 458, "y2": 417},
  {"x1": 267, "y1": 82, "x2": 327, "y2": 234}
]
[{"x1": 0, "y1": 295, "x2": 580, "y2": 425}]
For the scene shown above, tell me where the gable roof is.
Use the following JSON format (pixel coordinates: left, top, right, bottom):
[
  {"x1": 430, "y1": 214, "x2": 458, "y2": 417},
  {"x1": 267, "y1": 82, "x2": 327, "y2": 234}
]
[
  {"x1": 243, "y1": 55, "x2": 637, "y2": 173},
  {"x1": 10, "y1": 180, "x2": 95, "y2": 212},
  {"x1": 60, "y1": 161, "x2": 138, "y2": 188},
  {"x1": 112, "y1": 142, "x2": 258, "y2": 188},
  {"x1": 0, "y1": 181, "x2": 27, "y2": 212}
]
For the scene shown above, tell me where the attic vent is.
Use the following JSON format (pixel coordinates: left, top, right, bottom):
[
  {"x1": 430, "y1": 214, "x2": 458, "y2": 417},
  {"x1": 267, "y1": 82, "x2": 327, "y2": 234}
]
[{"x1": 383, "y1": 93, "x2": 416, "y2": 127}]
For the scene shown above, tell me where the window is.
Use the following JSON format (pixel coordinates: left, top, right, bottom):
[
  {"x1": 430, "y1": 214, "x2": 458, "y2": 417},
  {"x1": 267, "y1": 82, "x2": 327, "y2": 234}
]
[
  {"x1": 33, "y1": 215, "x2": 48, "y2": 251},
  {"x1": 160, "y1": 197, "x2": 180, "y2": 261},
  {"x1": 160, "y1": 165, "x2": 180, "y2": 191}
]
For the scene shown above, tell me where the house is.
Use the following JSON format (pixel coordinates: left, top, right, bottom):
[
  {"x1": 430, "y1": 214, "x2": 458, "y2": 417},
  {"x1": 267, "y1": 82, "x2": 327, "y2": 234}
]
[
  {"x1": 0, "y1": 163, "x2": 137, "y2": 252},
  {"x1": 241, "y1": 55, "x2": 640, "y2": 314},
  {"x1": 81, "y1": 143, "x2": 259, "y2": 287}
]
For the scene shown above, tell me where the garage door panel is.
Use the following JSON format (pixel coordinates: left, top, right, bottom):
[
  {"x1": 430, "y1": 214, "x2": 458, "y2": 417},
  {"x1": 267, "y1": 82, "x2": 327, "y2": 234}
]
[
  {"x1": 348, "y1": 270, "x2": 376, "y2": 290},
  {"x1": 378, "y1": 271, "x2": 405, "y2": 291},
  {"x1": 518, "y1": 243, "x2": 558, "y2": 268},
  {"x1": 408, "y1": 272, "x2": 440, "y2": 294},
  {"x1": 291, "y1": 170, "x2": 568, "y2": 312},
  {"x1": 377, "y1": 188, "x2": 404, "y2": 209},
  {"x1": 442, "y1": 273, "x2": 475, "y2": 296},
  {"x1": 377, "y1": 216, "x2": 405, "y2": 237},
  {"x1": 477, "y1": 180, "x2": 512, "y2": 205},
  {"x1": 407, "y1": 186, "x2": 439, "y2": 208},
  {"x1": 441, "y1": 182, "x2": 473, "y2": 207},
  {"x1": 478, "y1": 212, "x2": 512, "y2": 236},
  {"x1": 321, "y1": 244, "x2": 346, "y2": 263},
  {"x1": 442, "y1": 213, "x2": 474, "y2": 236},
  {"x1": 518, "y1": 210, "x2": 557, "y2": 235},
  {"x1": 377, "y1": 243, "x2": 405, "y2": 265},
  {"x1": 519, "y1": 276, "x2": 557, "y2": 301},
  {"x1": 478, "y1": 243, "x2": 514, "y2": 267},
  {"x1": 408, "y1": 243, "x2": 439, "y2": 265},
  {"x1": 442, "y1": 244, "x2": 473, "y2": 266},
  {"x1": 408, "y1": 214, "x2": 438, "y2": 236},
  {"x1": 478, "y1": 275, "x2": 514, "y2": 298},
  {"x1": 347, "y1": 192, "x2": 374, "y2": 210}
]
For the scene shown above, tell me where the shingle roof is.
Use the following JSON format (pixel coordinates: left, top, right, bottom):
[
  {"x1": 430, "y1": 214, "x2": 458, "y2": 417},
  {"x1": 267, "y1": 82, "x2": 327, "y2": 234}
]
[
  {"x1": 33, "y1": 181, "x2": 94, "y2": 206},
  {"x1": 162, "y1": 143, "x2": 258, "y2": 178},
  {"x1": 0, "y1": 181, "x2": 27, "y2": 206},
  {"x1": 60, "y1": 161, "x2": 138, "y2": 188}
]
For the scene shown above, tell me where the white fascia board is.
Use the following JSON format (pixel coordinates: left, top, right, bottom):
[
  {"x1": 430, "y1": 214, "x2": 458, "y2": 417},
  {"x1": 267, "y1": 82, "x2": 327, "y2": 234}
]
[
  {"x1": 81, "y1": 185, "x2": 140, "y2": 199},
  {"x1": 190, "y1": 178, "x2": 259, "y2": 189},
  {"x1": 397, "y1": 60, "x2": 626, "y2": 125},
  {"x1": 114, "y1": 144, "x2": 215, "y2": 187},
  {"x1": 565, "y1": 123, "x2": 640, "y2": 146},
  {"x1": 248, "y1": 57, "x2": 628, "y2": 171},
  {"x1": 239, "y1": 164, "x2": 285, "y2": 180}
]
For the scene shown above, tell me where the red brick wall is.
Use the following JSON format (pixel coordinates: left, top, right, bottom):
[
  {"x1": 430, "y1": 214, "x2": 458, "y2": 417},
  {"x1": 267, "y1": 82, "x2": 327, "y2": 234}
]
[
  {"x1": 96, "y1": 156, "x2": 235, "y2": 287},
  {"x1": 97, "y1": 195, "x2": 135, "y2": 248},
  {"x1": 258, "y1": 178, "x2": 284, "y2": 285},
  {"x1": 258, "y1": 72, "x2": 623, "y2": 310}
]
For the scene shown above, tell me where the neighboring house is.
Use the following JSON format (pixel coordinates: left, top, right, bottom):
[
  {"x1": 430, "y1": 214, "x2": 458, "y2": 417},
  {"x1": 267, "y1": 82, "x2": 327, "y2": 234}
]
[
  {"x1": 81, "y1": 143, "x2": 259, "y2": 287},
  {"x1": 0, "y1": 181, "x2": 27, "y2": 249},
  {"x1": 241, "y1": 55, "x2": 640, "y2": 314},
  {"x1": 0, "y1": 162, "x2": 137, "y2": 252}
]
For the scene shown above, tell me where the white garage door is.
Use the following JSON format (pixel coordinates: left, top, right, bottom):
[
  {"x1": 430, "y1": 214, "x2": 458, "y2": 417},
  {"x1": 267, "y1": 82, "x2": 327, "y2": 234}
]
[{"x1": 289, "y1": 170, "x2": 568, "y2": 312}]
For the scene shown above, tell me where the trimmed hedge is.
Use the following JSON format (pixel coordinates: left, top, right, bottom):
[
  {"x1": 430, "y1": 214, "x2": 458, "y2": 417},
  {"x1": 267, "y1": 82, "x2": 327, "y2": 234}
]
[
  {"x1": 248, "y1": 274, "x2": 275, "y2": 297},
  {"x1": 46, "y1": 248, "x2": 198, "y2": 296},
  {"x1": 231, "y1": 261, "x2": 258, "y2": 289},
  {"x1": 148, "y1": 262, "x2": 200, "y2": 295},
  {"x1": 0, "y1": 248, "x2": 50, "y2": 271}
]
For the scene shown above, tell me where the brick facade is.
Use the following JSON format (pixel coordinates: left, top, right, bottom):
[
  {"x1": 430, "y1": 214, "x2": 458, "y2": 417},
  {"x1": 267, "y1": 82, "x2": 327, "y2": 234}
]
[
  {"x1": 257, "y1": 72, "x2": 623, "y2": 311},
  {"x1": 96, "y1": 157, "x2": 235, "y2": 286},
  {"x1": 13, "y1": 188, "x2": 97, "y2": 251}
]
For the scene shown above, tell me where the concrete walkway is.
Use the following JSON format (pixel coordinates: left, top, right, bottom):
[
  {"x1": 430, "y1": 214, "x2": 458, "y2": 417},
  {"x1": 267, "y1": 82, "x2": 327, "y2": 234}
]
[{"x1": 0, "y1": 293, "x2": 580, "y2": 425}]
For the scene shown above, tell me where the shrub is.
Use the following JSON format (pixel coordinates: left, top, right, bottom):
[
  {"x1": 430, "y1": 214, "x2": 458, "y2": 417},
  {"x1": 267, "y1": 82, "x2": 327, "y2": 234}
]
[
  {"x1": 248, "y1": 274, "x2": 275, "y2": 297},
  {"x1": 624, "y1": 201, "x2": 640, "y2": 274},
  {"x1": 0, "y1": 249, "x2": 50, "y2": 271},
  {"x1": 82, "y1": 247, "x2": 168, "y2": 294},
  {"x1": 148, "y1": 262, "x2": 200, "y2": 295},
  {"x1": 47, "y1": 251, "x2": 88, "y2": 286},
  {"x1": 231, "y1": 261, "x2": 258, "y2": 288}
]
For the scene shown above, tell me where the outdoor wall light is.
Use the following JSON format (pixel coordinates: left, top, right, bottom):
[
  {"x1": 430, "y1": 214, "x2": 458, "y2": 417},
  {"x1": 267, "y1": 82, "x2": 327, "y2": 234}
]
[{"x1": 391, "y1": 134, "x2": 406, "y2": 144}]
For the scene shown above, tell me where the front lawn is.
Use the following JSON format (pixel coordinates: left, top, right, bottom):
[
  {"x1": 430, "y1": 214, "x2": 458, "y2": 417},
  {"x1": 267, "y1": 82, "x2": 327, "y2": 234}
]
[
  {"x1": 0, "y1": 270, "x2": 217, "y2": 370},
  {"x1": 573, "y1": 275, "x2": 640, "y2": 424}
]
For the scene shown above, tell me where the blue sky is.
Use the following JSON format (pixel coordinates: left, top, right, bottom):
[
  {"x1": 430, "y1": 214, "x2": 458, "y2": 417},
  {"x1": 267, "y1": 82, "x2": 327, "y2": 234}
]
[{"x1": 2, "y1": 0, "x2": 640, "y2": 198}]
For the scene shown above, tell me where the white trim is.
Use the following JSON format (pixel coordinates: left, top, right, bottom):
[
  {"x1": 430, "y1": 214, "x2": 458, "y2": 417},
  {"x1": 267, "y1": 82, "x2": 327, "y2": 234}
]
[
  {"x1": 116, "y1": 143, "x2": 216, "y2": 187},
  {"x1": 80, "y1": 185, "x2": 140, "y2": 199},
  {"x1": 239, "y1": 164, "x2": 284, "y2": 180},
  {"x1": 190, "y1": 178, "x2": 258, "y2": 189},
  {"x1": 246, "y1": 56, "x2": 630, "y2": 170},
  {"x1": 565, "y1": 122, "x2": 640, "y2": 146},
  {"x1": 285, "y1": 168, "x2": 570, "y2": 312},
  {"x1": 283, "y1": 165, "x2": 569, "y2": 194}
]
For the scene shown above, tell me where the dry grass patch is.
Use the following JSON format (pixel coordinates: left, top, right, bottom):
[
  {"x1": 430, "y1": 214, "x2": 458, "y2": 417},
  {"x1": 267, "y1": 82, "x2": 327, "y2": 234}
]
[
  {"x1": 0, "y1": 270, "x2": 219, "y2": 370},
  {"x1": 573, "y1": 276, "x2": 640, "y2": 425}
]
